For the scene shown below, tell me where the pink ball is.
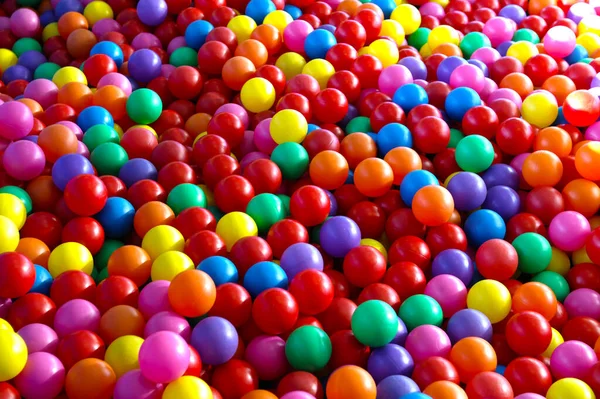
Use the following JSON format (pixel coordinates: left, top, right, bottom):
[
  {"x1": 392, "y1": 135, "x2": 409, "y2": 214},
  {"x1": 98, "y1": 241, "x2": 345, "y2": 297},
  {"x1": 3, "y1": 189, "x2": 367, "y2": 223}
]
[
  {"x1": 471, "y1": 47, "x2": 501, "y2": 69},
  {"x1": 3, "y1": 140, "x2": 46, "y2": 181},
  {"x1": 92, "y1": 18, "x2": 121, "y2": 38},
  {"x1": 13, "y1": 352, "x2": 65, "y2": 399},
  {"x1": 404, "y1": 325, "x2": 451, "y2": 363},
  {"x1": 281, "y1": 392, "x2": 317, "y2": 399},
  {"x1": 17, "y1": 323, "x2": 59, "y2": 354},
  {"x1": 215, "y1": 103, "x2": 250, "y2": 129},
  {"x1": 254, "y1": 118, "x2": 277, "y2": 154},
  {"x1": 114, "y1": 369, "x2": 164, "y2": 399},
  {"x1": 509, "y1": 152, "x2": 530, "y2": 177},
  {"x1": 515, "y1": 395, "x2": 545, "y2": 399},
  {"x1": 0, "y1": 17, "x2": 9, "y2": 30},
  {"x1": 548, "y1": 211, "x2": 591, "y2": 252},
  {"x1": 543, "y1": 26, "x2": 576, "y2": 59},
  {"x1": 53, "y1": 299, "x2": 101, "y2": 337},
  {"x1": 378, "y1": 64, "x2": 413, "y2": 97},
  {"x1": 241, "y1": 151, "x2": 269, "y2": 170},
  {"x1": 132, "y1": 32, "x2": 162, "y2": 50},
  {"x1": 424, "y1": 274, "x2": 467, "y2": 317},
  {"x1": 0, "y1": 101, "x2": 34, "y2": 140},
  {"x1": 483, "y1": 17, "x2": 516, "y2": 47},
  {"x1": 144, "y1": 311, "x2": 191, "y2": 341},
  {"x1": 550, "y1": 341, "x2": 597, "y2": 380},
  {"x1": 10, "y1": 8, "x2": 40, "y2": 38},
  {"x1": 480, "y1": 78, "x2": 498, "y2": 102},
  {"x1": 244, "y1": 335, "x2": 288, "y2": 380},
  {"x1": 284, "y1": 20, "x2": 314, "y2": 53},
  {"x1": 585, "y1": 121, "x2": 600, "y2": 141},
  {"x1": 77, "y1": 141, "x2": 90, "y2": 158},
  {"x1": 138, "y1": 280, "x2": 173, "y2": 319},
  {"x1": 161, "y1": 64, "x2": 176, "y2": 79},
  {"x1": 487, "y1": 88, "x2": 523, "y2": 108},
  {"x1": 98, "y1": 72, "x2": 133, "y2": 96},
  {"x1": 564, "y1": 288, "x2": 600, "y2": 320},
  {"x1": 23, "y1": 79, "x2": 58, "y2": 109},
  {"x1": 57, "y1": 121, "x2": 83, "y2": 139},
  {"x1": 167, "y1": 37, "x2": 187, "y2": 55},
  {"x1": 419, "y1": 2, "x2": 445, "y2": 18},
  {"x1": 139, "y1": 331, "x2": 190, "y2": 384},
  {"x1": 239, "y1": 130, "x2": 258, "y2": 157},
  {"x1": 449, "y1": 64, "x2": 485, "y2": 93}
]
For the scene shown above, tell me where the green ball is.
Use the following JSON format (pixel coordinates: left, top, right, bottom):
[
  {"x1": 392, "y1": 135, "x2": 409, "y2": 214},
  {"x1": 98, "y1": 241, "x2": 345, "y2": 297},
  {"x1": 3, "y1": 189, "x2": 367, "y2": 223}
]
[
  {"x1": 271, "y1": 142, "x2": 309, "y2": 180},
  {"x1": 345, "y1": 116, "x2": 372, "y2": 134},
  {"x1": 13, "y1": 38, "x2": 42, "y2": 56},
  {"x1": 351, "y1": 300, "x2": 399, "y2": 347},
  {"x1": 167, "y1": 184, "x2": 207, "y2": 215},
  {"x1": 581, "y1": 57, "x2": 594, "y2": 64},
  {"x1": 94, "y1": 240, "x2": 124, "y2": 271},
  {"x1": 276, "y1": 194, "x2": 291, "y2": 217},
  {"x1": 285, "y1": 326, "x2": 332, "y2": 372},
  {"x1": 126, "y1": 88, "x2": 163, "y2": 125},
  {"x1": 207, "y1": 205, "x2": 224, "y2": 222},
  {"x1": 398, "y1": 294, "x2": 443, "y2": 331},
  {"x1": 512, "y1": 232, "x2": 552, "y2": 274},
  {"x1": 532, "y1": 271, "x2": 570, "y2": 302},
  {"x1": 408, "y1": 28, "x2": 431, "y2": 50},
  {"x1": 91, "y1": 143, "x2": 129, "y2": 176},
  {"x1": 460, "y1": 32, "x2": 491, "y2": 59},
  {"x1": 83, "y1": 125, "x2": 120, "y2": 152},
  {"x1": 448, "y1": 128, "x2": 464, "y2": 148},
  {"x1": 17, "y1": 0, "x2": 42, "y2": 5},
  {"x1": 34, "y1": 62, "x2": 60, "y2": 80},
  {"x1": 170, "y1": 47, "x2": 199, "y2": 67},
  {"x1": 95, "y1": 266, "x2": 109, "y2": 283},
  {"x1": 246, "y1": 193, "x2": 285, "y2": 233},
  {"x1": 0, "y1": 186, "x2": 32, "y2": 214},
  {"x1": 513, "y1": 29, "x2": 540, "y2": 44},
  {"x1": 455, "y1": 135, "x2": 494, "y2": 173}
]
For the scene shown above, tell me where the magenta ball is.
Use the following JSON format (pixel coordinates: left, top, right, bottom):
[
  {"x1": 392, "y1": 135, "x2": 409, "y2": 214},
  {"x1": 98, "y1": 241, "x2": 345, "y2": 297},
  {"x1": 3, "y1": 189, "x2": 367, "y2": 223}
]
[
  {"x1": 92, "y1": 19, "x2": 121, "y2": 37},
  {"x1": 77, "y1": 141, "x2": 90, "y2": 158},
  {"x1": 144, "y1": 311, "x2": 191, "y2": 341},
  {"x1": 449, "y1": 64, "x2": 485, "y2": 93},
  {"x1": 241, "y1": 151, "x2": 269, "y2": 170},
  {"x1": 543, "y1": 26, "x2": 576, "y2": 59},
  {"x1": 57, "y1": 121, "x2": 83, "y2": 139},
  {"x1": 239, "y1": 130, "x2": 258, "y2": 156},
  {"x1": 23, "y1": 79, "x2": 58, "y2": 109},
  {"x1": 215, "y1": 103, "x2": 250, "y2": 129},
  {"x1": 167, "y1": 37, "x2": 187, "y2": 55},
  {"x1": 548, "y1": 211, "x2": 591, "y2": 252},
  {"x1": 17, "y1": 323, "x2": 59, "y2": 354},
  {"x1": 424, "y1": 274, "x2": 467, "y2": 318},
  {"x1": 585, "y1": 122, "x2": 600, "y2": 141},
  {"x1": 0, "y1": 101, "x2": 34, "y2": 140},
  {"x1": 550, "y1": 341, "x2": 598, "y2": 380},
  {"x1": 132, "y1": 33, "x2": 162, "y2": 50},
  {"x1": 419, "y1": 2, "x2": 445, "y2": 18},
  {"x1": 244, "y1": 335, "x2": 288, "y2": 380},
  {"x1": 138, "y1": 280, "x2": 173, "y2": 319},
  {"x1": 281, "y1": 392, "x2": 317, "y2": 399},
  {"x1": 471, "y1": 47, "x2": 501, "y2": 68},
  {"x1": 3, "y1": 140, "x2": 46, "y2": 181},
  {"x1": 378, "y1": 64, "x2": 414, "y2": 97},
  {"x1": 564, "y1": 288, "x2": 600, "y2": 319},
  {"x1": 10, "y1": 8, "x2": 40, "y2": 38},
  {"x1": 480, "y1": 78, "x2": 498, "y2": 102},
  {"x1": 404, "y1": 325, "x2": 452, "y2": 363},
  {"x1": 138, "y1": 331, "x2": 190, "y2": 384},
  {"x1": 284, "y1": 20, "x2": 314, "y2": 53},
  {"x1": 487, "y1": 88, "x2": 523, "y2": 108},
  {"x1": 254, "y1": 118, "x2": 277, "y2": 154},
  {"x1": 482, "y1": 17, "x2": 516, "y2": 47},
  {"x1": 97, "y1": 72, "x2": 133, "y2": 95},
  {"x1": 53, "y1": 299, "x2": 101, "y2": 337},
  {"x1": 515, "y1": 395, "x2": 545, "y2": 399},
  {"x1": 161, "y1": 64, "x2": 176, "y2": 78},
  {"x1": 114, "y1": 369, "x2": 165, "y2": 399},
  {"x1": 13, "y1": 352, "x2": 65, "y2": 399}
]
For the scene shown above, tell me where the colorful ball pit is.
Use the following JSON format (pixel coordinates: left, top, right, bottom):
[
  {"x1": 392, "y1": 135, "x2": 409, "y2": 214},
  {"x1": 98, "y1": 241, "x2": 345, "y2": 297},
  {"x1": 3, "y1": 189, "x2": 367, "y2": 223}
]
[{"x1": 2, "y1": 0, "x2": 600, "y2": 398}]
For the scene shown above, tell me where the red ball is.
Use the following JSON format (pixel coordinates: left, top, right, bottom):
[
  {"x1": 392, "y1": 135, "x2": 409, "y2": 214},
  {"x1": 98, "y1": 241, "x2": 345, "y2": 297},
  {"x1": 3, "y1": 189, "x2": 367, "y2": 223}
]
[
  {"x1": 561, "y1": 317, "x2": 600, "y2": 347},
  {"x1": 373, "y1": 189, "x2": 403, "y2": 216},
  {"x1": 151, "y1": 140, "x2": 190, "y2": 169},
  {"x1": 462, "y1": 105, "x2": 499, "y2": 139},
  {"x1": 342, "y1": 245, "x2": 386, "y2": 288},
  {"x1": 286, "y1": 74, "x2": 320, "y2": 102},
  {"x1": 167, "y1": 66, "x2": 204, "y2": 100},
  {"x1": 313, "y1": 88, "x2": 349, "y2": 124},
  {"x1": 505, "y1": 213, "x2": 547, "y2": 242},
  {"x1": 256, "y1": 65, "x2": 286, "y2": 95},
  {"x1": 475, "y1": 239, "x2": 519, "y2": 281},
  {"x1": 316, "y1": 297, "x2": 357, "y2": 335},
  {"x1": 95, "y1": 275, "x2": 139, "y2": 314},
  {"x1": 214, "y1": 175, "x2": 255, "y2": 213},
  {"x1": 229, "y1": 236, "x2": 273, "y2": 277},
  {"x1": 329, "y1": 330, "x2": 370, "y2": 370},
  {"x1": 267, "y1": 219, "x2": 309, "y2": 259},
  {"x1": 334, "y1": 20, "x2": 366, "y2": 50},
  {"x1": 202, "y1": 154, "x2": 241, "y2": 189},
  {"x1": 184, "y1": 230, "x2": 227, "y2": 265},
  {"x1": 21, "y1": 212, "x2": 63, "y2": 249},
  {"x1": 504, "y1": 357, "x2": 552, "y2": 396},
  {"x1": 412, "y1": 116, "x2": 450, "y2": 154},
  {"x1": 212, "y1": 360, "x2": 259, "y2": 399},
  {"x1": 120, "y1": 127, "x2": 159, "y2": 160},
  {"x1": 185, "y1": 345, "x2": 202, "y2": 377},
  {"x1": 0, "y1": 383, "x2": 19, "y2": 399},
  {"x1": 357, "y1": 283, "x2": 401, "y2": 311},
  {"x1": 100, "y1": 176, "x2": 127, "y2": 198},
  {"x1": 334, "y1": 184, "x2": 368, "y2": 215},
  {"x1": 289, "y1": 269, "x2": 334, "y2": 315},
  {"x1": 7, "y1": 293, "x2": 56, "y2": 331},
  {"x1": 252, "y1": 288, "x2": 299, "y2": 335},
  {"x1": 290, "y1": 185, "x2": 330, "y2": 227},
  {"x1": 61, "y1": 217, "x2": 105, "y2": 255},
  {"x1": 127, "y1": 180, "x2": 167, "y2": 210},
  {"x1": 490, "y1": 56, "x2": 524, "y2": 83},
  {"x1": 50, "y1": 271, "x2": 96, "y2": 307},
  {"x1": 354, "y1": 9, "x2": 382, "y2": 42},
  {"x1": 324, "y1": 269, "x2": 351, "y2": 298},
  {"x1": 505, "y1": 311, "x2": 552, "y2": 356},
  {"x1": 465, "y1": 372, "x2": 514, "y2": 399},
  {"x1": 208, "y1": 283, "x2": 252, "y2": 327},
  {"x1": 347, "y1": 201, "x2": 386, "y2": 239},
  {"x1": 277, "y1": 371, "x2": 324, "y2": 399},
  {"x1": 496, "y1": 117, "x2": 535, "y2": 155},
  {"x1": 383, "y1": 261, "x2": 427, "y2": 301},
  {"x1": 0, "y1": 252, "x2": 35, "y2": 298},
  {"x1": 412, "y1": 356, "x2": 460, "y2": 389},
  {"x1": 370, "y1": 102, "x2": 405, "y2": 133},
  {"x1": 56, "y1": 330, "x2": 105, "y2": 370},
  {"x1": 351, "y1": 54, "x2": 382, "y2": 89},
  {"x1": 524, "y1": 186, "x2": 564, "y2": 225},
  {"x1": 327, "y1": 70, "x2": 360, "y2": 103},
  {"x1": 157, "y1": 161, "x2": 197, "y2": 193},
  {"x1": 326, "y1": 44, "x2": 358, "y2": 73},
  {"x1": 586, "y1": 228, "x2": 600, "y2": 265},
  {"x1": 193, "y1": 134, "x2": 231, "y2": 167},
  {"x1": 277, "y1": 93, "x2": 312, "y2": 122},
  {"x1": 388, "y1": 236, "x2": 431, "y2": 270},
  {"x1": 524, "y1": 54, "x2": 558, "y2": 87},
  {"x1": 83, "y1": 54, "x2": 117, "y2": 87},
  {"x1": 197, "y1": 41, "x2": 232, "y2": 75},
  {"x1": 171, "y1": 207, "x2": 216, "y2": 240}
]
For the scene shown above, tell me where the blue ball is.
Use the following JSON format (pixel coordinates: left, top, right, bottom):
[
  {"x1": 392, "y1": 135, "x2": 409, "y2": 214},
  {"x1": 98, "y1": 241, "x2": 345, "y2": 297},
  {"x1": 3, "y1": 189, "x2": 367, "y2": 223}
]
[
  {"x1": 464, "y1": 209, "x2": 506, "y2": 247},
  {"x1": 372, "y1": 0, "x2": 396, "y2": 18},
  {"x1": 565, "y1": 44, "x2": 588, "y2": 64},
  {"x1": 284, "y1": 4, "x2": 302, "y2": 19},
  {"x1": 95, "y1": 197, "x2": 135, "y2": 239},
  {"x1": 90, "y1": 41, "x2": 125, "y2": 68},
  {"x1": 185, "y1": 20, "x2": 214, "y2": 50},
  {"x1": 496, "y1": 365, "x2": 507, "y2": 375},
  {"x1": 77, "y1": 106, "x2": 114, "y2": 132},
  {"x1": 17, "y1": 50, "x2": 48, "y2": 72},
  {"x1": 54, "y1": 0, "x2": 83, "y2": 17},
  {"x1": 497, "y1": 41, "x2": 514, "y2": 57},
  {"x1": 243, "y1": 261, "x2": 288, "y2": 297},
  {"x1": 393, "y1": 83, "x2": 429, "y2": 113},
  {"x1": 401, "y1": 394, "x2": 432, "y2": 399},
  {"x1": 245, "y1": 0, "x2": 276, "y2": 24},
  {"x1": 366, "y1": 131, "x2": 378, "y2": 142},
  {"x1": 553, "y1": 106, "x2": 567, "y2": 125},
  {"x1": 2, "y1": 65, "x2": 32, "y2": 83},
  {"x1": 345, "y1": 169, "x2": 355, "y2": 184},
  {"x1": 307, "y1": 123, "x2": 320, "y2": 133},
  {"x1": 40, "y1": 10, "x2": 56, "y2": 27},
  {"x1": 319, "y1": 24, "x2": 336, "y2": 34},
  {"x1": 377, "y1": 123, "x2": 412, "y2": 156},
  {"x1": 304, "y1": 29, "x2": 337, "y2": 59},
  {"x1": 445, "y1": 87, "x2": 481, "y2": 121},
  {"x1": 197, "y1": 256, "x2": 239, "y2": 286},
  {"x1": 30, "y1": 265, "x2": 52, "y2": 295},
  {"x1": 118, "y1": 159, "x2": 158, "y2": 188},
  {"x1": 52, "y1": 154, "x2": 95, "y2": 191},
  {"x1": 400, "y1": 170, "x2": 439, "y2": 206},
  {"x1": 482, "y1": 185, "x2": 520, "y2": 221}
]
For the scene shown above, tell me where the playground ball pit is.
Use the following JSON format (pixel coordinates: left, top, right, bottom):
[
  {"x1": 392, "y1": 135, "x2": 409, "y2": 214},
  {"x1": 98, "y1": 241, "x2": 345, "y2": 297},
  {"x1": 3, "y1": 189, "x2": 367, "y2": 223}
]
[{"x1": 4, "y1": 0, "x2": 600, "y2": 399}]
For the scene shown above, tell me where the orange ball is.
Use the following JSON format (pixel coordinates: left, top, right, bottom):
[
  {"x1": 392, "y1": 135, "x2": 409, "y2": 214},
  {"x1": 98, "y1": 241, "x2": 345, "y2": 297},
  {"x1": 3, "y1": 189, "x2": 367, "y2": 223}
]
[
  {"x1": 432, "y1": 43, "x2": 463, "y2": 57},
  {"x1": 57, "y1": 12, "x2": 89, "y2": 39},
  {"x1": 542, "y1": 75, "x2": 576, "y2": 105},
  {"x1": 384, "y1": 147, "x2": 422, "y2": 185},
  {"x1": 423, "y1": 381, "x2": 468, "y2": 399},
  {"x1": 511, "y1": 282, "x2": 557, "y2": 321},
  {"x1": 449, "y1": 337, "x2": 497, "y2": 383},
  {"x1": 595, "y1": 335, "x2": 600, "y2": 358},
  {"x1": 528, "y1": 0, "x2": 557, "y2": 15},
  {"x1": 222, "y1": 56, "x2": 256, "y2": 91},
  {"x1": 185, "y1": 113, "x2": 212, "y2": 138},
  {"x1": 250, "y1": 24, "x2": 282, "y2": 55},
  {"x1": 534, "y1": 126, "x2": 572, "y2": 158},
  {"x1": 522, "y1": 150, "x2": 563, "y2": 188},
  {"x1": 337, "y1": 0, "x2": 361, "y2": 16},
  {"x1": 241, "y1": 390, "x2": 278, "y2": 399},
  {"x1": 26, "y1": 175, "x2": 63, "y2": 212},
  {"x1": 573, "y1": 139, "x2": 591, "y2": 155},
  {"x1": 98, "y1": 305, "x2": 145, "y2": 344},
  {"x1": 356, "y1": 3, "x2": 384, "y2": 19},
  {"x1": 18, "y1": 98, "x2": 44, "y2": 116},
  {"x1": 353, "y1": 158, "x2": 394, "y2": 197},
  {"x1": 562, "y1": 179, "x2": 600, "y2": 217},
  {"x1": 575, "y1": 142, "x2": 600, "y2": 180},
  {"x1": 326, "y1": 366, "x2": 376, "y2": 399},
  {"x1": 66, "y1": 28, "x2": 97, "y2": 59},
  {"x1": 133, "y1": 201, "x2": 175, "y2": 238},
  {"x1": 107, "y1": 246, "x2": 153, "y2": 288},
  {"x1": 168, "y1": 269, "x2": 216, "y2": 318},
  {"x1": 65, "y1": 359, "x2": 116, "y2": 399},
  {"x1": 500, "y1": 72, "x2": 534, "y2": 99},
  {"x1": 93, "y1": 85, "x2": 127, "y2": 121},
  {"x1": 16, "y1": 237, "x2": 51, "y2": 268},
  {"x1": 57, "y1": 82, "x2": 93, "y2": 113},
  {"x1": 340, "y1": 133, "x2": 377, "y2": 169},
  {"x1": 38, "y1": 123, "x2": 79, "y2": 163},
  {"x1": 412, "y1": 185, "x2": 455, "y2": 226},
  {"x1": 235, "y1": 39, "x2": 269, "y2": 68},
  {"x1": 309, "y1": 150, "x2": 349, "y2": 190}
]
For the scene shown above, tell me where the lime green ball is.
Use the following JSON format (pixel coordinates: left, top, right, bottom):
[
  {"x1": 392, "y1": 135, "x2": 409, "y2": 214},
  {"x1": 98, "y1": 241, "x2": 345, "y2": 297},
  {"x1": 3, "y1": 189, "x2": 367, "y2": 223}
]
[
  {"x1": 460, "y1": 32, "x2": 491, "y2": 59},
  {"x1": 285, "y1": 326, "x2": 332, "y2": 372},
  {"x1": 448, "y1": 128, "x2": 464, "y2": 148},
  {"x1": 246, "y1": 193, "x2": 285, "y2": 233},
  {"x1": 13, "y1": 38, "x2": 42, "y2": 56},
  {"x1": 276, "y1": 194, "x2": 291, "y2": 217},
  {"x1": 512, "y1": 232, "x2": 552, "y2": 274},
  {"x1": 408, "y1": 28, "x2": 431, "y2": 50},
  {"x1": 34, "y1": 62, "x2": 60, "y2": 80},
  {"x1": 91, "y1": 143, "x2": 129, "y2": 176},
  {"x1": 532, "y1": 271, "x2": 570, "y2": 302},
  {"x1": 170, "y1": 47, "x2": 199, "y2": 67},
  {"x1": 398, "y1": 294, "x2": 444, "y2": 331},
  {"x1": 513, "y1": 29, "x2": 540, "y2": 44},
  {"x1": 271, "y1": 142, "x2": 309, "y2": 180},
  {"x1": 0, "y1": 186, "x2": 32, "y2": 214},
  {"x1": 83, "y1": 125, "x2": 120, "y2": 152},
  {"x1": 351, "y1": 300, "x2": 399, "y2": 347},
  {"x1": 126, "y1": 88, "x2": 163, "y2": 125},
  {"x1": 346, "y1": 116, "x2": 372, "y2": 134},
  {"x1": 94, "y1": 240, "x2": 124, "y2": 271},
  {"x1": 167, "y1": 184, "x2": 207, "y2": 215},
  {"x1": 455, "y1": 135, "x2": 494, "y2": 173}
]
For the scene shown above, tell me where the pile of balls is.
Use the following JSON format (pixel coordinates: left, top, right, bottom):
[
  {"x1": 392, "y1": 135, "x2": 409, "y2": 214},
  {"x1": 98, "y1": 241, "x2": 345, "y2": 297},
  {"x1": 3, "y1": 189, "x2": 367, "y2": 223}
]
[{"x1": 3, "y1": 0, "x2": 600, "y2": 398}]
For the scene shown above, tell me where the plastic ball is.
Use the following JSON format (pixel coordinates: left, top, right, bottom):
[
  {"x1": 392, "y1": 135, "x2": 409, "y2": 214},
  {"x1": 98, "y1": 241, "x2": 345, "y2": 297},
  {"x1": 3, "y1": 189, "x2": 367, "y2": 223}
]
[
  {"x1": 326, "y1": 365, "x2": 376, "y2": 399},
  {"x1": 467, "y1": 280, "x2": 511, "y2": 324},
  {"x1": 139, "y1": 331, "x2": 189, "y2": 384},
  {"x1": 0, "y1": 330, "x2": 28, "y2": 381}
]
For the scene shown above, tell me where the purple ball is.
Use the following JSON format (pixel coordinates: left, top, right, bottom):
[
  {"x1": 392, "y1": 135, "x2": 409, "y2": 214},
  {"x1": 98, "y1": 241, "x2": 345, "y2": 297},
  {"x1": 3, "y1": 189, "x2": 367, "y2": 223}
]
[
  {"x1": 23, "y1": 78, "x2": 58, "y2": 109},
  {"x1": 280, "y1": 242, "x2": 324, "y2": 280},
  {"x1": 3, "y1": 140, "x2": 46, "y2": 181},
  {"x1": 564, "y1": 288, "x2": 600, "y2": 320},
  {"x1": 191, "y1": 316, "x2": 238, "y2": 366},
  {"x1": 498, "y1": 4, "x2": 526, "y2": 23},
  {"x1": 482, "y1": 164, "x2": 519, "y2": 190},
  {"x1": 446, "y1": 309, "x2": 493, "y2": 343},
  {"x1": 515, "y1": 394, "x2": 545, "y2": 399},
  {"x1": 376, "y1": 375, "x2": 420, "y2": 399},
  {"x1": 137, "y1": 0, "x2": 168, "y2": 26},
  {"x1": 437, "y1": 56, "x2": 468, "y2": 83},
  {"x1": 119, "y1": 158, "x2": 158, "y2": 187},
  {"x1": 215, "y1": 103, "x2": 250, "y2": 129},
  {"x1": 54, "y1": 299, "x2": 100, "y2": 337},
  {"x1": 431, "y1": 249, "x2": 474, "y2": 286},
  {"x1": 319, "y1": 216, "x2": 361, "y2": 258},
  {"x1": 0, "y1": 101, "x2": 34, "y2": 140},
  {"x1": 325, "y1": 190, "x2": 337, "y2": 216},
  {"x1": 139, "y1": 331, "x2": 190, "y2": 384},
  {"x1": 128, "y1": 49, "x2": 162, "y2": 83},
  {"x1": 144, "y1": 311, "x2": 191, "y2": 341},
  {"x1": 340, "y1": 104, "x2": 359, "y2": 129},
  {"x1": 18, "y1": 50, "x2": 48, "y2": 72},
  {"x1": 92, "y1": 19, "x2": 121, "y2": 37},
  {"x1": 51, "y1": 154, "x2": 94, "y2": 191},
  {"x1": 13, "y1": 352, "x2": 65, "y2": 399},
  {"x1": 482, "y1": 185, "x2": 520, "y2": 220},
  {"x1": 10, "y1": 8, "x2": 40, "y2": 38},
  {"x1": 17, "y1": 323, "x2": 59, "y2": 354},
  {"x1": 167, "y1": 36, "x2": 187, "y2": 55},
  {"x1": 240, "y1": 151, "x2": 269, "y2": 170},
  {"x1": 550, "y1": 341, "x2": 598, "y2": 379},
  {"x1": 404, "y1": 325, "x2": 451, "y2": 363},
  {"x1": 132, "y1": 32, "x2": 163, "y2": 50},
  {"x1": 390, "y1": 317, "x2": 408, "y2": 346},
  {"x1": 244, "y1": 335, "x2": 288, "y2": 380},
  {"x1": 367, "y1": 344, "x2": 414, "y2": 383},
  {"x1": 114, "y1": 369, "x2": 164, "y2": 399},
  {"x1": 447, "y1": 172, "x2": 487, "y2": 211},
  {"x1": 398, "y1": 57, "x2": 427, "y2": 81},
  {"x1": 3, "y1": 65, "x2": 32, "y2": 83}
]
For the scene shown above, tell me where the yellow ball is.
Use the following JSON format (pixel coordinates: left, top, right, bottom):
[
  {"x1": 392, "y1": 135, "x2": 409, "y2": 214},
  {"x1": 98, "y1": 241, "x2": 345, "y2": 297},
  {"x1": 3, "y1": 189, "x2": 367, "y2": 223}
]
[
  {"x1": 276, "y1": 52, "x2": 306, "y2": 80},
  {"x1": 546, "y1": 247, "x2": 570, "y2": 275},
  {"x1": 542, "y1": 328, "x2": 564, "y2": 358},
  {"x1": 0, "y1": 193, "x2": 26, "y2": 229},
  {"x1": 573, "y1": 246, "x2": 592, "y2": 265},
  {"x1": 428, "y1": 25, "x2": 460, "y2": 51},
  {"x1": 270, "y1": 109, "x2": 308, "y2": 144},
  {"x1": 357, "y1": 46, "x2": 373, "y2": 56},
  {"x1": 419, "y1": 43, "x2": 432, "y2": 57},
  {"x1": 83, "y1": 1, "x2": 114, "y2": 26},
  {"x1": 151, "y1": 251, "x2": 194, "y2": 281},
  {"x1": 52, "y1": 66, "x2": 88, "y2": 89},
  {"x1": 302, "y1": 59, "x2": 335, "y2": 89},
  {"x1": 263, "y1": 10, "x2": 293, "y2": 33},
  {"x1": 105, "y1": 335, "x2": 144, "y2": 378},
  {"x1": 391, "y1": 4, "x2": 421, "y2": 35},
  {"x1": 142, "y1": 225, "x2": 185, "y2": 260},
  {"x1": 41, "y1": 23, "x2": 59, "y2": 42},
  {"x1": 114, "y1": 123, "x2": 124, "y2": 137},
  {"x1": 0, "y1": 216, "x2": 19, "y2": 254},
  {"x1": 198, "y1": 184, "x2": 215, "y2": 207},
  {"x1": 216, "y1": 212, "x2": 258, "y2": 251},
  {"x1": 0, "y1": 49, "x2": 17, "y2": 74},
  {"x1": 227, "y1": 15, "x2": 257, "y2": 43},
  {"x1": 0, "y1": 330, "x2": 27, "y2": 382},
  {"x1": 163, "y1": 376, "x2": 214, "y2": 399},
  {"x1": 370, "y1": 39, "x2": 400, "y2": 67},
  {"x1": 521, "y1": 91, "x2": 558, "y2": 128},
  {"x1": 0, "y1": 318, "x2": 13, "y2": 332},
  {"x1": 506, "y1": 40, "x2": 539, "y2": 64},
  {"x1": 241, "y1": 77, "x2": 276, "y2": 113},
  {"x1": 380, "y1": 20, "x2": 406, "y2": 46},
  {"x1": 360, "y1": 238, "x2": 388, "y2": 260},
  {"x1": 546, "y1": 378, "x2": 596, "y2": 399},
  {"x1": 579, "y1": 15, "x2": 600, "y2": 36},
  {"x1": 577, "y1": 32, "x2": 600, "y2": 56},
  {"x1": 193, "y1": 132, "x2": 208, "y2": 146},
  {"x1": 48, "y1": 242, "x2": 94, "y2": 278},
  {"x1": 467, "y1": 279, "x2": 511, "y2": 324}
]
